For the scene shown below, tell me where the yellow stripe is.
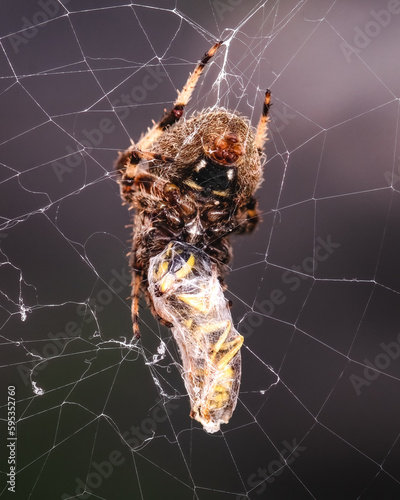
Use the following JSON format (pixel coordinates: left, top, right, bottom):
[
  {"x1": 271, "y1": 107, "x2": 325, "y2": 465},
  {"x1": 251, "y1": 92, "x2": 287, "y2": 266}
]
[
  {"x1": 175, "y1": 253, "x2": 195, "y2": 279},
  {"x1": 159, "y1": 274, "x2": 175, "y2": 293},
  {"x1": 154, "y1": 260, "x2": 168, "y2": 280},
  {"x1": 216, "y1": 335, "x2": 244, "y2": 369},
  {"x1": 209, "y1": 387, "x2": 230, "y2": 409},
  {"x1": 177, "y1": 294, "x2": 208, "y2": 312},
  {"x1": 212, "y1": 189, "x2": 228, "y2": 197},
  {"x1": 184, "y1": 179, "x2": 203, "y2": 190},
  {"x1": 213, "y1": 320, "x2": 231, "y2": 353}
]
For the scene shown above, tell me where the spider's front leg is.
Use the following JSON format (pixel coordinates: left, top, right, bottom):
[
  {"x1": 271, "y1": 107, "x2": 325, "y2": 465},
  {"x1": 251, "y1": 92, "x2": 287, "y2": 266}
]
[
  {"x1": 115, "y1": 148, "x2": 174, "y2": 204},
  {"x1": 136, "y1": 40, "x2": 223, "y2": 151},
  {"x1": 255, "y1": 89, "x2": 272, "y2": 155}
]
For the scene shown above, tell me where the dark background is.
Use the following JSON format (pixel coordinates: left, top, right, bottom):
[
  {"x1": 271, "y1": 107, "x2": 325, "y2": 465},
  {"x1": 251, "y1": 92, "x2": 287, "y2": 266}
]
[{"x1": 1, "y1": 0, "x2": 400, "y2": 498}]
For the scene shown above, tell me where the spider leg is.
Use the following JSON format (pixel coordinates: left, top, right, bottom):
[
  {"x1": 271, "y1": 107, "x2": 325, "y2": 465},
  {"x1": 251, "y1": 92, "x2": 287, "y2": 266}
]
[
  {"x1": 116, "y1": 147, "x2": 174, "y2": 177},
  {"x1": 135, "y1": 40, "x2": 223, "y2": 151},
  {"x1": 116, "y1": 147, "x2": 174, "y2": 202},
  {"x1": 131, "y1": 270, "x2": 142, "y2": 338},
  {"x1": 125, "y1": 148, "x2": 174, "y2": 178},
  {"x1": 172, "y1": 41, "x2": 223, "y2": 116},
  {"x1": 255, "y1": 89, "x2": 272, "y2": 154},
  {"x1": 234, "y1": 196, "x2": 260, "y2": 234}
]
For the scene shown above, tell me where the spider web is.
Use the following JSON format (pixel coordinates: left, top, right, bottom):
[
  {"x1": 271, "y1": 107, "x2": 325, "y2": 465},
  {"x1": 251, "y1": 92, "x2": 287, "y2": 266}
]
[{"x1": 1, "y1": 0, "x2": 400, "y2": 498}]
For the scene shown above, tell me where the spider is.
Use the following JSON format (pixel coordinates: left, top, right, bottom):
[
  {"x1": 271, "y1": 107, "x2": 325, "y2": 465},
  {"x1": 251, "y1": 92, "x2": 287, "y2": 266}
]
[{"x1": 115, "y1": 41, "x2": 271, "y2": 431}]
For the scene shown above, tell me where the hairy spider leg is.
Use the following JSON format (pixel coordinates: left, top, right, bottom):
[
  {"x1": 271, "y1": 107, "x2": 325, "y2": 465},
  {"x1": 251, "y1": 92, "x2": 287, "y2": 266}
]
[
  {"x1": 115, "y1": 148, "x2": 173, "y2": 204},
  {"x1": 135, "y1": 40, "x2": 223, "y2": 151},
  {"x1": 131, "y1": 271, "x2": 141, "y2": 338},
  {"x1": 124, "y1": 148, "x2": 175, "y2": 179},
  {"x1": 255, "y1": 89, "x2": 272, "y2": 154}
]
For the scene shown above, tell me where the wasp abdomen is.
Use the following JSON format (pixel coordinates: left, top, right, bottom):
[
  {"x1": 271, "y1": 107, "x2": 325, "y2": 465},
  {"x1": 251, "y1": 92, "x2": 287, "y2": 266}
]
[{"x1": 148, "y1": 241, "x2": 243, "y2": 433}]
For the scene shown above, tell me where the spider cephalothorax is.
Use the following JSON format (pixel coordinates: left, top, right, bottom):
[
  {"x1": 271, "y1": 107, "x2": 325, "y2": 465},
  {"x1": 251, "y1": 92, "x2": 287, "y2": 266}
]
[
  {"x1": 153, "y1": 108, "x2": 263, "y2": 200},
  {"x1": 115, "y1": 41, "x2": 271, "y2": 432}
]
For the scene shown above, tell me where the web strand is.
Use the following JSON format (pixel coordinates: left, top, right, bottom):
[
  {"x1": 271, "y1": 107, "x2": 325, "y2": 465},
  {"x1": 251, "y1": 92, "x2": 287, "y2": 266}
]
[{"x1": 1, "y1": 1, "x2": 400, "y2": 498}]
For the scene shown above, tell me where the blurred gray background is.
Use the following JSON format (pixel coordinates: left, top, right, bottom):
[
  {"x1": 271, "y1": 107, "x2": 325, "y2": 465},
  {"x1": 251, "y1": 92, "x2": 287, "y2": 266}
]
[{"x1": 1, "y1": 0, "x2": 400, "y2": 498}]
